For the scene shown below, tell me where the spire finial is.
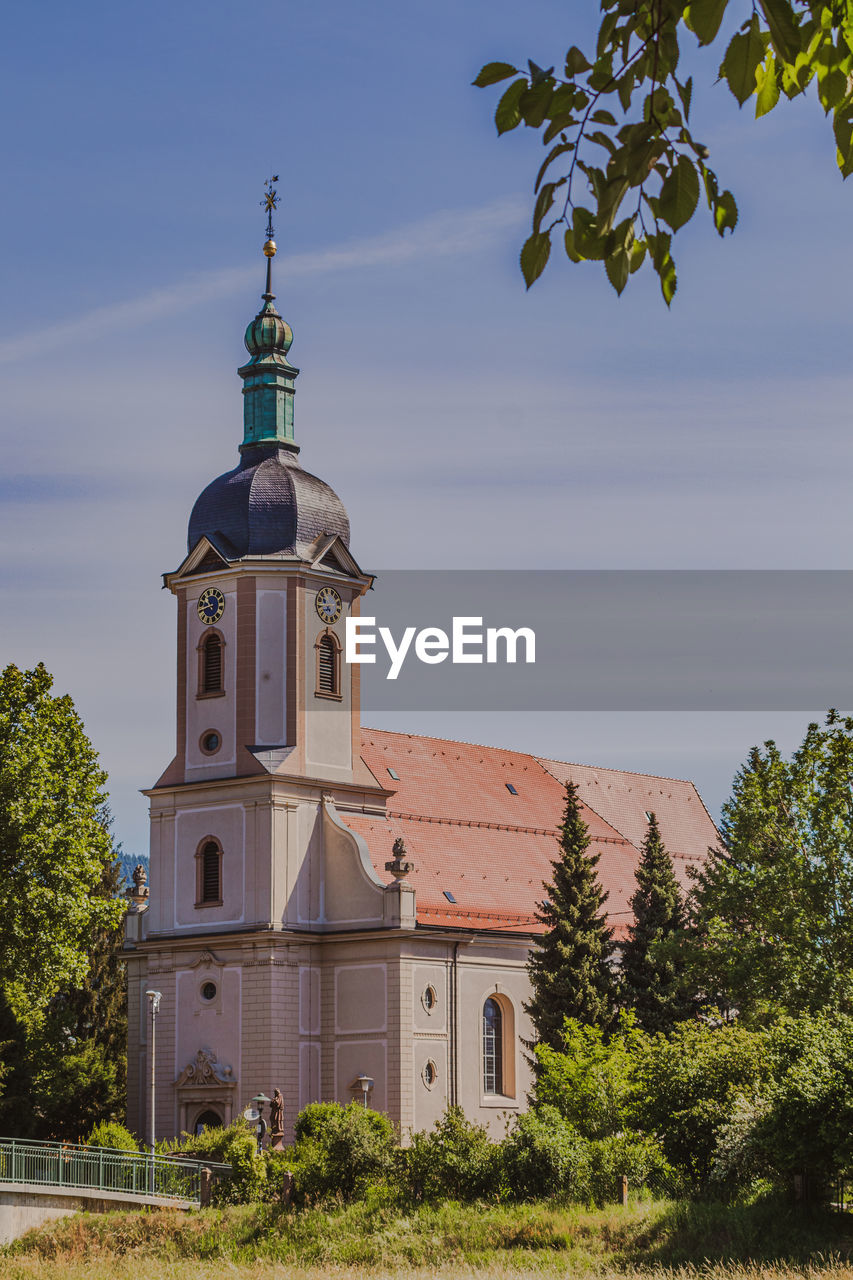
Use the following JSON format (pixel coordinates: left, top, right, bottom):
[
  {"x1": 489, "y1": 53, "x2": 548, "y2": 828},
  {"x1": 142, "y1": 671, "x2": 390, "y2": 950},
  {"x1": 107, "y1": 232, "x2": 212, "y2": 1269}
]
[{"x1": 261, "y1": 175, "x2": 280, "y2": 300}]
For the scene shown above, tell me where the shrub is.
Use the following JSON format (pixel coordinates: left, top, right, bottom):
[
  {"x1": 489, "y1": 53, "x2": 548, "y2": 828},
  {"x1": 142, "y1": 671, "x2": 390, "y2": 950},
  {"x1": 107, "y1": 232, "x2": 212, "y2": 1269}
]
[
  {"x1": 582, "y1": 1131, "x2": 678, "y2": 1205},
  {"x1": 86, "y1": 1120, "x2": 138, "y2": 1152},
  {"x1": 293, "y1": 1102, "x2": 396, "y2": 1202},
  {"x1": 217, "y1": 1128, "x2": 268, "y2": 1203},
  {"x1": 630, "y1": 1019, "x2": 769, "y2": 1188},
  {"x1": 404, "y1": 1106, "x2": 501, "y2": 1202},
  {"x1": 534, "y1": 1013, "x2": 648, "y2": 1139},
  {"x1": 500, "y1": 1105, "x2": 586, "y2": 1200}
]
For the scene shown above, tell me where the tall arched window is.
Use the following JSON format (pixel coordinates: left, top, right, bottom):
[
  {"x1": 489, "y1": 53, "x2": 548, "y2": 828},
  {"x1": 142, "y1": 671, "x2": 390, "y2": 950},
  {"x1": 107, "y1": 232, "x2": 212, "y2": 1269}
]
[
  {"x1": 202, "y1": 632, "x2": 223, "y2": 693},
  {"x1": 315, "y1": 630, "x2": 341, "y2": 698},
  {"x1": 196, "y1": 839, "x2": 222, "y2": 906},
  {"x1": 482, "y1": 997, "x2": 503, "y2": 1095}
]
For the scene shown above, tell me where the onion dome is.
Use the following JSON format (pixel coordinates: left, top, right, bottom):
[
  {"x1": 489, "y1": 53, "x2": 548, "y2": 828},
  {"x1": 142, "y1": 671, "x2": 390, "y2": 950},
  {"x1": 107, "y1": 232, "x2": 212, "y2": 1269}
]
[
  {"x1": 244, "y1": 299, "x2": 293, "y2": 357},
  {"x1": 188, "y1": 445, "x2": 350, "y2": 559}
]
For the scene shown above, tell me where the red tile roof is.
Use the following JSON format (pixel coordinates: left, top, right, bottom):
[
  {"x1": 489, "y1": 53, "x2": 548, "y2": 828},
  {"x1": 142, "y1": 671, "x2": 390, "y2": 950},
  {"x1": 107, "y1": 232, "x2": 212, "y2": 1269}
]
[{"x1": 345, "y1": 729, "x2": 719, "y2": 937}]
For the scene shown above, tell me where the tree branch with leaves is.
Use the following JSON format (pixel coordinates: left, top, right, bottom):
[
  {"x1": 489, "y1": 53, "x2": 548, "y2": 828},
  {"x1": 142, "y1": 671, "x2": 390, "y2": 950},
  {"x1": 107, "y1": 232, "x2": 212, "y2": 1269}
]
[{"x1": 475, "y1": 0, "x2": 853, "y2": 303}]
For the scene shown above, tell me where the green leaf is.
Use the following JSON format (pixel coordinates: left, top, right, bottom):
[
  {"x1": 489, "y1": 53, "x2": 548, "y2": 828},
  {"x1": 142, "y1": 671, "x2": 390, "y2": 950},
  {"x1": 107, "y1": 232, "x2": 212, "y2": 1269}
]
[
  {"x1": 758, "y1": 0, "x2": 802, "y2": 64},
  {"x1": 535, "y1": 142, "x2": 574, "y2": 193},
  {"x1": 598, "y1": 175, "x2": 630, "y2": 235},
  {"x1": 675, "y1": 76, "x2": 694, "y2": 121},
  {"x1": 495, "y1": 79, "x2": 527, "y2": 134},
  {"x1": 658, "y1": 156, "x2": 700, "y2": 231},
  {"x1": 714, "y1": 190, "x2": 739, "y2": 234},
  {"x1": 755, "y1": 54, "x2": 781, "y2": 116},
  {"x1": 659, "y1": 252, "x2": 678, "y2": 306},
  {"x1": 533, "y1": 181, "x2": 557, "y2": 232},
  {"x1": 520, "y1": 81, "x2": 554, "y2": 129},
  {"x1": 565, "y1": 45, "x2": 592, "y2": 76},
  {"x1": 628, "y1": 238, "x2": 647, "y2": 274},
  {"x1": 564, "y1": 226, "x2": 583, "y2": 263},
  {"x1": 605, "y1": 250, "x2": 630, "y2": 296},
  {"x1": 520, "y1": 232, "x2": 551, "y2": 287},
  {"x1": 472, "y1": 61, "x2": 519, "y2": 88},
  {"x1": 573, "y1": 207, "x2": 606, "y2": 260},
  {"x1": 721, "y1": 17, "x2": 766, "y2": 105},
  {"x1": 685, "y1": 0, "x2": 728, "y2": 46},
  {"x1": 834, "y1": 100, "x2": 853, "y2": 176},
  {"x1": 591, "y1": 108, "x2": 617, "y2": 125}
]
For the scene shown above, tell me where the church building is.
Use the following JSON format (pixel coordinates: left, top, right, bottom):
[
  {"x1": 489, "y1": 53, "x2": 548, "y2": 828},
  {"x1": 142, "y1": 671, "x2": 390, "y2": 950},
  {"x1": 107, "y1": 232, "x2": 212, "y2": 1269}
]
[{"x1": 123, "y1": 215, "x2": 719, "y2": 1143}]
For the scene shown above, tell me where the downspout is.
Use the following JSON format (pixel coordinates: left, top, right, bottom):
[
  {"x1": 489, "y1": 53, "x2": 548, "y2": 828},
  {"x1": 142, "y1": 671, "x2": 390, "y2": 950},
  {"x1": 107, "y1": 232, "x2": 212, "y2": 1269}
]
[{"x1": 450, "y1": 941, "x2": 460, "y2": 1107}]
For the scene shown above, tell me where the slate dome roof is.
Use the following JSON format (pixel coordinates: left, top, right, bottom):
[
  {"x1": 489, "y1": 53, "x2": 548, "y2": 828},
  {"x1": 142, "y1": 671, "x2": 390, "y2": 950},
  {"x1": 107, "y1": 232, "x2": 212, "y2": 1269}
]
[{"x1": 188, "y1": 444, "x2": 350, "y2": 559}]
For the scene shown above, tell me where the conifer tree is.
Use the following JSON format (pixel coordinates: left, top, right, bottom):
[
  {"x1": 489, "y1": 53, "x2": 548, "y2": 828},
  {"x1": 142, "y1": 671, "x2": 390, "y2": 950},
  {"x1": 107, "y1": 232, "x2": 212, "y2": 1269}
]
[
  {"x1": 525, "y1": 781, "x2": 615, "y2": 1047},
  {"x1": 621, "y1": 812, "x2": 692, "y2": 1033}
]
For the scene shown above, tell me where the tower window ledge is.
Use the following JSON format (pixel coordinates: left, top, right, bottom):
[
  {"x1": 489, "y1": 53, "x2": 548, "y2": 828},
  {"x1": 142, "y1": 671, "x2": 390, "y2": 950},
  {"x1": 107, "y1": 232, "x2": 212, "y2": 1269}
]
[
  {"x1": 314, "y1": 690, "x2": 343, "y2": 702},
  {"x1": 197, "y1": 690, "x2": 227, "y2": 701}
]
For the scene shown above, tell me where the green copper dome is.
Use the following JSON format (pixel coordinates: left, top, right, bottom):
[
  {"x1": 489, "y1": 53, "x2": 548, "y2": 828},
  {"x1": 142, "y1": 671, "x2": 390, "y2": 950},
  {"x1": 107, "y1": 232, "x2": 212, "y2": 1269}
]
[{"x1": 244, "y1": 298, "x2": 293, "y2": 356}]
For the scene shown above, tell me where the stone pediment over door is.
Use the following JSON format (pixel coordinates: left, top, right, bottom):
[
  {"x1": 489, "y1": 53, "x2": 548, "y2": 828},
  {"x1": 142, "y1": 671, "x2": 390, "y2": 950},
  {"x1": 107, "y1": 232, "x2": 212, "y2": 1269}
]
[
  {"x1": 176, "y1": 1046, "x2": 235, "y2": 1088},
  {"x1": 175, "y1": 1047, "x2": 238, "y2": 1133}
]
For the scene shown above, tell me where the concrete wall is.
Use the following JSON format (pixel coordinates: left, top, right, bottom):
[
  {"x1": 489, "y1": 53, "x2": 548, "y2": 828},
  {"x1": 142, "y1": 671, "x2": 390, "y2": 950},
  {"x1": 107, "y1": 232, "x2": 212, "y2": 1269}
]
[{"x1": 0, "y1": 1183, "x2": 193, "y2": 1244}]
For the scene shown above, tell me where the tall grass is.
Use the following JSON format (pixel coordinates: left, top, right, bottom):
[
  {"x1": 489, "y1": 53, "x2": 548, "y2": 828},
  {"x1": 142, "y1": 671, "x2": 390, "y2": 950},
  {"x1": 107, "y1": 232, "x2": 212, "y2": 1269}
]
[{"x1": 4, "y1": 1193, "x2": 853, "y2": 1278}]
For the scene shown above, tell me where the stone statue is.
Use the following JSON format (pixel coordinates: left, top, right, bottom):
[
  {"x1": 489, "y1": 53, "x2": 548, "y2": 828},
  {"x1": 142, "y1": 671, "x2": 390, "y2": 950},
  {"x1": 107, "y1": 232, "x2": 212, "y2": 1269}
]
[{"x1": 269, "y1": 1087, "x2": 284, "y2": 1150}]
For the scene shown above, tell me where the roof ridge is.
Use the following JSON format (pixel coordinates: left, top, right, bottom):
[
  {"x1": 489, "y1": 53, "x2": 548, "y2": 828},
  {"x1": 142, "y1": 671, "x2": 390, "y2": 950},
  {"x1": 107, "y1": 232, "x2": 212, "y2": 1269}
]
[{"x1": 536, "y1": 754, "x2": 698, "y2": 787}]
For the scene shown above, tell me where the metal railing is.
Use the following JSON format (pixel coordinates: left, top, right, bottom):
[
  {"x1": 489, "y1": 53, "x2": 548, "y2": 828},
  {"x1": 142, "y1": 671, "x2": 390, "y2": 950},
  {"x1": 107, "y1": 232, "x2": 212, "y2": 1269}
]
[{"x1": 0, "y1": 1137, "x2": 229, "y2": 1205}]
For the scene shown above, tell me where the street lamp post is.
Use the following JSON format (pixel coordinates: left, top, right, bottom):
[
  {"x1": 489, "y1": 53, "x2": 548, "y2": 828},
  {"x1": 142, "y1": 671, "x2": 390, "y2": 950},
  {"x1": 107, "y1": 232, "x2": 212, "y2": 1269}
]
[
  {"x1": 146, "y1": 990, "x2": 162, "y2": 1193},
  {"x1": 252, "y1": 1093, "x2": 270, "y2": 1151},
  {"x1": 353, "y1": 1075, "x2": 374, "y2": 1109}
]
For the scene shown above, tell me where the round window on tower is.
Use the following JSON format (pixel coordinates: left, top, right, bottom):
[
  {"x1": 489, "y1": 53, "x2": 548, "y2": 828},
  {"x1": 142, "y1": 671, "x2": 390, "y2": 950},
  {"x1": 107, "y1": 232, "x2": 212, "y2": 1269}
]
[
  {"x1": 200, "y1": 731, "x2": 221, "y2": 756},
  {"x1": 201, "y1": 982, "x2": 217, "y2": 1002},
  {"x1": 421, "y1": 985, "x2": 437, "y2": 1013},
  {"x1": 422, "y1": 1060, "x2": 438, "y2": 1089}
]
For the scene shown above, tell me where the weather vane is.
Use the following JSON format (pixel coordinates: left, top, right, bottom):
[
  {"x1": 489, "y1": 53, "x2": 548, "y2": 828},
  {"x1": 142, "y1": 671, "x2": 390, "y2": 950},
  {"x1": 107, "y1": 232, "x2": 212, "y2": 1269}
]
[
  {"x1": 262, "y1": 175, "x2": 280, "y2": 245},
  {"x1": 260, "y1": 176, "x2": 280, "y2": 301}
]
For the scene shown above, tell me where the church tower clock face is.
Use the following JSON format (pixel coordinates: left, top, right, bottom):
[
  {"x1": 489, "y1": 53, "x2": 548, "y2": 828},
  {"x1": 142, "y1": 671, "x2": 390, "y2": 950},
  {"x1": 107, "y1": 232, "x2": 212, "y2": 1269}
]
[
  {"x1": 197, "y1": 587, "x2": 225, "y2": 625},
  {"x1": 315, "y1": 586, "x2": 342, "y2": 624}
]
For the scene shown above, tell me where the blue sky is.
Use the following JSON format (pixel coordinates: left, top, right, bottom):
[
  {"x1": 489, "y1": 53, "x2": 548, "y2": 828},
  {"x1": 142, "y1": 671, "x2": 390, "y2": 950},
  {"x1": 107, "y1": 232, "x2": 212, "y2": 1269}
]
[{"x1": 1, "y1": 0, "x2": 850, "y2": 855}]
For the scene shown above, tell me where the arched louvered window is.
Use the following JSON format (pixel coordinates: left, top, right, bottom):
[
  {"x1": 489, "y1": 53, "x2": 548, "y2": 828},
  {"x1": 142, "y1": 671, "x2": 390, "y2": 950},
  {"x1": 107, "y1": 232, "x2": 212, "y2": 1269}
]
[
  {"x1": 483, "y1": 997, "x2": 503, "y2": 1095},
  {"x1": 315, "y1": 631, "x2": 341, "y2": 698},
  {"x1": 196, "y1": 839, "x2": 222, "y2": 906},
  {"x1": 203, "y1": 633, "x2": 223, "y2": 693}
]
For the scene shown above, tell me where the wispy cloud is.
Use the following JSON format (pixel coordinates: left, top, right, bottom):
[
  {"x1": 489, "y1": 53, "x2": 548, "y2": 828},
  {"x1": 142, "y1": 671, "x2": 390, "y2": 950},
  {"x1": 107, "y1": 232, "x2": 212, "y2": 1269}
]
[{"x1": 0, "y1": 200, "x2": 524, "y2": 365}]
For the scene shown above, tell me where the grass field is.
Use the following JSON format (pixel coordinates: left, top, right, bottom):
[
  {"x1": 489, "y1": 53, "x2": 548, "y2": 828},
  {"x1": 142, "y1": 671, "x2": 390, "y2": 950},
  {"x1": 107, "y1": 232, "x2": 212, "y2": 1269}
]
[{"x1": 4, "y1": 1194, "x2": 853, "y2": 1280}]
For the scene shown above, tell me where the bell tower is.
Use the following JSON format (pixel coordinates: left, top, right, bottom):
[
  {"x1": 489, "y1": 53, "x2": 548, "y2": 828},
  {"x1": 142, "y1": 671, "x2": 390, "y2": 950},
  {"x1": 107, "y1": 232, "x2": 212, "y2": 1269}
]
[{"x1": 124, "y1": 182, "x2": 402, "y2": 1144}]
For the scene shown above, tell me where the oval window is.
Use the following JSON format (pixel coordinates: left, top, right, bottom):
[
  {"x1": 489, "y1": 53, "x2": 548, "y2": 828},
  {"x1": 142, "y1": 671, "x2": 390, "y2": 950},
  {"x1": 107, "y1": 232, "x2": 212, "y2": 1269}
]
[
  {"x1": 422, "y1": 985, "x2": 436, "y2": 1012},
  {"x1": 201, "y1": 731, "x2": 221, "y2": 754},
  {"x1": 201, "y1": 981, "x2": 217, "y2": 1001},
  {"x1": 423, "y1": 1060, "x2": 437, "y2": 1088}
]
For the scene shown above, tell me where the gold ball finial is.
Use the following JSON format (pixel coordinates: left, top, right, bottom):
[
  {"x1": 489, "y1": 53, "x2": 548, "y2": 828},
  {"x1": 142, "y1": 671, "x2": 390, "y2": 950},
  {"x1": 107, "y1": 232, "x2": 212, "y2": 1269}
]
[{"x1": 263, "y1": 239, "x2": 277, "y2": 258}]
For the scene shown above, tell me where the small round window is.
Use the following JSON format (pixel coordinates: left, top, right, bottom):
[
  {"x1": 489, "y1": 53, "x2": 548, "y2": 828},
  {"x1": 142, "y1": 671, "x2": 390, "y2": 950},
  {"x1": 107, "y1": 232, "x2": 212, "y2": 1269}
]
[
  {"x1": 200, "y1": 731, "x2": 221, "y2": 755},
  {"x1": 422, "y1": 985, "x2": 437, "y2": 1013},
  {"x1": 201, "y1": 981, "x2": 217, "y2": 1002},
  {"x1": 422, "y1": 1060, "x2": 438, "y2": 1088}
]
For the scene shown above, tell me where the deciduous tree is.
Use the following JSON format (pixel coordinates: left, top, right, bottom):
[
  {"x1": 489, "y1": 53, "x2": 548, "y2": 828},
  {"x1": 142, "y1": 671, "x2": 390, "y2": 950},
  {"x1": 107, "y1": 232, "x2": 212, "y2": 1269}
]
[{"x1": 686, "y1": 710, "x2": 853, "y2": 1019}]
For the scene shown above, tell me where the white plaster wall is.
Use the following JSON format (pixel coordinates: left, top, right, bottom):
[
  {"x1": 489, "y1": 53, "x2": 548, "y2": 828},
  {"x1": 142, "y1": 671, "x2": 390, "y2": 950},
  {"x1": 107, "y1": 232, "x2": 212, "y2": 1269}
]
[
  {"x1": 294, "y1": 804, "x2": 324, "y2": 924},
  {"x1": 335, "y1": 1041, "x2": 387, "y2": 1111},
  {"x1": 174, "y1": 804, "x2": 245, "y2": 928},
  {"x1": 304, "y1": 585, "x2": 352, "y2": 778},
  {"x1": 175, "y1": 962, "x2": 242, "y2": 1089},
  {"x1": 335, "y1": 963, "x2": 387, "y2": 1034},
  {"x1": 299, "y1": 967, "x2": 321, "y2": 1035},
  {"x1": 299, "y1": 1043, "x2": 321, "y2": 1111},
  {"x1": 256, "y1": 588, "x2": 287, "y2": 745},
  {"x1": 185, "y1": 585, "x2": 237, "y2": 779}
]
